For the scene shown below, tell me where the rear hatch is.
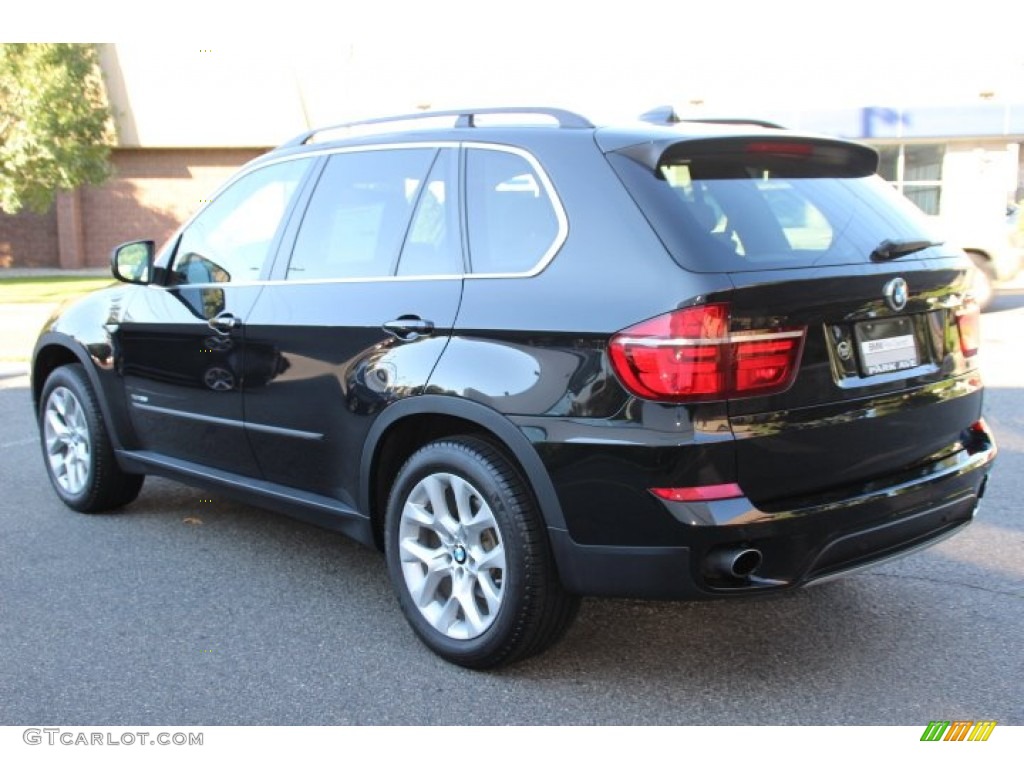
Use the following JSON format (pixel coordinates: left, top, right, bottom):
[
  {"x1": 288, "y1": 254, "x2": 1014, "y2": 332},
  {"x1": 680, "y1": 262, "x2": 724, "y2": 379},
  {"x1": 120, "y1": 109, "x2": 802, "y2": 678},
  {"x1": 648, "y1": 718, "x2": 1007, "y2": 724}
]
[{"x1": 605, "y1": 131, "x2": 983, "y2": 505}]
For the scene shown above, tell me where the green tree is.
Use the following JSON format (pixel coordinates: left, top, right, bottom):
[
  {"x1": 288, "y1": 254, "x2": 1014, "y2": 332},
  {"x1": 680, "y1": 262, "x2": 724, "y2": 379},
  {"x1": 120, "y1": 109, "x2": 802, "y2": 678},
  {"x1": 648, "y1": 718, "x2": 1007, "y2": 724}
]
[{"x1": 0, "y1": 43, "x2": 115, "y2": 214}]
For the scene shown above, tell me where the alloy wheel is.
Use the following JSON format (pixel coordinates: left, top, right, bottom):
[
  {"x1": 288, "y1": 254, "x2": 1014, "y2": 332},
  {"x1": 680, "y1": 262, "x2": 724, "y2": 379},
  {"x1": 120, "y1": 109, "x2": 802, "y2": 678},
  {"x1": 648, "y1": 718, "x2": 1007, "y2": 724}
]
[
  {"x1": 43, "y1": 386, "x2": 92, "y2": 495},
  {"x1": 397, "y1": 472, "x2": 506, "y2": 640}
]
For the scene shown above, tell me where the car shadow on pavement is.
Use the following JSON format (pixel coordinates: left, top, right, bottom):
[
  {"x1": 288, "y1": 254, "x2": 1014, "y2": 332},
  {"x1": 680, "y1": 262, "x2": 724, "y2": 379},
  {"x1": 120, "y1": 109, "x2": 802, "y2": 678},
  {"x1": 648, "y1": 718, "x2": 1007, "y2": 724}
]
[{"x1": 499, "y1": 573, "x2": 1018, "y2": 721}]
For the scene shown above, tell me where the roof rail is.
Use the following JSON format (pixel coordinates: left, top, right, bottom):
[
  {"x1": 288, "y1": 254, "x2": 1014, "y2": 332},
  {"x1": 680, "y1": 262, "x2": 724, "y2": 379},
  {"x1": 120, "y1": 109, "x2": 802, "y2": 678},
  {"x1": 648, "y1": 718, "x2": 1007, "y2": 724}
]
[
  {"x1": 279, "y1": 107, "x2": 594, "y2": 148},
  {"x1": 638, "y1": 106, "x2": 785, "y2": 130},
  {"x1": 684, "y1": 118, "x2": 787, "y2": 130}
]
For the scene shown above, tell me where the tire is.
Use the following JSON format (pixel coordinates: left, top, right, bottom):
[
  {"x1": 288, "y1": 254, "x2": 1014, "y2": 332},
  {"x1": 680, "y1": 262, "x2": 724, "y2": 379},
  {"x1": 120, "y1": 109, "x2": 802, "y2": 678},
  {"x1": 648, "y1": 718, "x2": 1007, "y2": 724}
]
[
  {"x1": 39, "y1": 365, "x2": 144, "y2": 513},
  {"x1": 967, "y1": 252, "x2": 996, "y2": 311},
  {"x1": 384, "y1": 436, "x2": 580, "y2": 669}
]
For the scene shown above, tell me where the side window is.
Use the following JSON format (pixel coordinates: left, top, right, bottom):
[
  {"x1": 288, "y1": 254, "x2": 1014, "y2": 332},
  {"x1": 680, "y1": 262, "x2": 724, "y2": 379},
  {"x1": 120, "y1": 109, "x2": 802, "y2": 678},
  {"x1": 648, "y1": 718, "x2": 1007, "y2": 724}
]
[
  {"x1": 396, "y1": 149, "x2": 462, "y2": 276},
  {"x1": 172, "y1": 158, "x2": 312, "y2": 285},
  {"x1": 465, "y1": 148, "x2": 560, "y2": 275},
  {"x1": 287, "y1": 148, "x2": 436, "y2": 280}
]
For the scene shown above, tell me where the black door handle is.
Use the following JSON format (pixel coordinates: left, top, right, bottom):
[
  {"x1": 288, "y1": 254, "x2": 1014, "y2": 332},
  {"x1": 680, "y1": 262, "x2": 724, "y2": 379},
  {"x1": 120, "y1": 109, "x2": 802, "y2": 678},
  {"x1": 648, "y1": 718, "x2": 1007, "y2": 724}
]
[
  {"x1": 382, "y1": 316, "x2": 434, "y2": 341},
  {"x1": 209, "y1": 313, "x2": 241, "y2": 333}
]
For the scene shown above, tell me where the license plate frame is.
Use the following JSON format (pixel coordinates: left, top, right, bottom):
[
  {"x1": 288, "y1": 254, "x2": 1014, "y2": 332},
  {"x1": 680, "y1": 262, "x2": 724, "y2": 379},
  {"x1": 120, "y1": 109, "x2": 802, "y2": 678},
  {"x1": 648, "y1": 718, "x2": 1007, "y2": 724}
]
[{"x1": 854, "y1": 316, "x2": 919, "y2": 376}]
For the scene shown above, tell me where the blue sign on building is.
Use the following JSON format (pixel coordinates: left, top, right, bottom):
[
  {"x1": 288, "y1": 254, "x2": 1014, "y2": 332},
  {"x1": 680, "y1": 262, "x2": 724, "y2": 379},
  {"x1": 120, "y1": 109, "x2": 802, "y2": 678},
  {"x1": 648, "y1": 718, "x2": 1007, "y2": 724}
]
[{"x1": 763, "y1": 104, "x2": 1024, "y2": 140}]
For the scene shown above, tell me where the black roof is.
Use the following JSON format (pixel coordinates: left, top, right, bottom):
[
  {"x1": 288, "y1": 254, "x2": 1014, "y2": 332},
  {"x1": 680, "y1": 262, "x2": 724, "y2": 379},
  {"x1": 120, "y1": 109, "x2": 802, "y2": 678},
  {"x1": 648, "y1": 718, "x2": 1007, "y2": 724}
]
[{"x1": 255, "y1": 106, "x2": 867, "y2": 170}]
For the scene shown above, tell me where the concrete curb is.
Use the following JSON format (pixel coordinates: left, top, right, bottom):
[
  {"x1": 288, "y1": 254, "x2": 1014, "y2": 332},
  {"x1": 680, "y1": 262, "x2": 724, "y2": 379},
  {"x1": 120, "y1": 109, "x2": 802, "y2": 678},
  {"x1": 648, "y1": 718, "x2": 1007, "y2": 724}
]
[
  {"x1": 0, "y1": 268, "x2": 107, "y2": 278},
  {"x1": 0, "y1": 362, "x2": 30, "y2": 379}
]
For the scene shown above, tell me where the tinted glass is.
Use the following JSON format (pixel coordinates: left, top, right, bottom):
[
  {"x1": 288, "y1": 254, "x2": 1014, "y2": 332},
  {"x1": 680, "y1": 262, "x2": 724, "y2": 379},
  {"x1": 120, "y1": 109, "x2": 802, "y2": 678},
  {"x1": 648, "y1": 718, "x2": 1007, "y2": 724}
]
[
  {"x1": 465, "y1": 149, "x2": 559, "y2": 274},
  {"x1": 397, "y1": 149, "x2": 462, "y2": 276},
  {"x1": 287, "y1": 148, "x2": 436, "y2": 280},
  {"x1": 171, "y1": 159, "x2": 312, "y2": 285},
  {"x1": 608, "y1": 143, "x2": 945, "y2": 273}
]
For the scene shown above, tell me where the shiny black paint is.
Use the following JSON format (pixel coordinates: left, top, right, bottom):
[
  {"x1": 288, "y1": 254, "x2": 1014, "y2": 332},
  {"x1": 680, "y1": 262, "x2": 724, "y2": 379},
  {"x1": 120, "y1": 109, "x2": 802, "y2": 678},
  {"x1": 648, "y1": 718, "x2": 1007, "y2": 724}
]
[
  {"x1": 32, "y1": 119, "x2": 997, "y2": 603},
  {"x1": 117, "y1": 283, "x2": 266, "y2": 476},
  {"x1": 719, "y1": 256, "x2": 983, "y2": 503},
  {"x1": 33, "y1": 284, "x2": 136, "y2": 452},
  {"x1": 241, "y1": 278, "x2": 462, "y2": 505},
  {"x1": 548, "y1": 415, "x2": 992, "y2": 598}
]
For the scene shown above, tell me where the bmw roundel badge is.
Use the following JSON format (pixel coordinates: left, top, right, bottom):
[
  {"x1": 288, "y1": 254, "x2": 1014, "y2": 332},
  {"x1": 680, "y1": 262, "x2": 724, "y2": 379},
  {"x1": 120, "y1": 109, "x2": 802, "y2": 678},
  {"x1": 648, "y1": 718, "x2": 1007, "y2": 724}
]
[{"x1": 884, "y1": 277, "x2": 909, "y2": 311}]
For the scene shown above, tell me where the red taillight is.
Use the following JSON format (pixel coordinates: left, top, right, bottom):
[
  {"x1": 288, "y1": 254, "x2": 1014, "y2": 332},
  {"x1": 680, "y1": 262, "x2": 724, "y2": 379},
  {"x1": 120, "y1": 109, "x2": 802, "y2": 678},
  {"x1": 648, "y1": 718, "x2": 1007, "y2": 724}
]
[
  {"x1": 732, "y1": 332, "x2": 805, "y2": 392},
  {"x1": 970, "y1": 418, "x2": 989, "y2": 435},
  {"x1": 956, "y1": 301, "x2": 980, "y2": 357},
  {"x1": 746, "y1": 141, "x2": 814, "y2": 157},
  {"x1": 608, "y1": 303, "x2": 805, "y2": 402},
  {"x1": 650, "y1": 483, "x2": 743, "y2": 502}
]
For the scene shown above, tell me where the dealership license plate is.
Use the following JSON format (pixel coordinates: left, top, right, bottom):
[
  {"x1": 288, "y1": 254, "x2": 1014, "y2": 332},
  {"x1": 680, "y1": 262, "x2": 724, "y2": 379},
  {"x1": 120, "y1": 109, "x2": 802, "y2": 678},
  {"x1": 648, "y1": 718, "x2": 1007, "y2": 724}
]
[{"x1": 855, "y1": 317, "x2": 919, "y2": 375}]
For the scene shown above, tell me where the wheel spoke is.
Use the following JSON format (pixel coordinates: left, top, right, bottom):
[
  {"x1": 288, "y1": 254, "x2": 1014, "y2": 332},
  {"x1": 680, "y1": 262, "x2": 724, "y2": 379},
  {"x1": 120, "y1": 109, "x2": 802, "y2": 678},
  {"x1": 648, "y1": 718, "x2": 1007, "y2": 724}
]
[
  {"x1": 473, "y1": 542, "x2": 506, "y2": 572},
  {"x1": 408, "y1": 562, "x2": 449, "y2": 609},
  {"x1": 45, "y1": 409, "x2": 70, "y2": 439},
  {"x1": 399, "y1": 536, "x2": 444, "y2": 567},
  {"x1": 450, "y1": 475, "x2": 477, "y2": 527},
  {"x1": 50, "y1": 390, "x2": 68, "y2": 418},
  {"x1": 71, "y1": 455, "x2": 85, "y2": 490},
  {"x1": 435, "y1": 594, "x2": 461, "y2": 633},
  {"x1": 46, "y1": 433, "x2": 67, "y2": 456},
  {"x1": 402, "y1": 500, "x2": 435, "y2": 529},
  {"x1": 423, "y1": 475, "x2": 460, "y2": 538},
  {"x1": 422, "y1": 474, "x2": 450, "y2": 518},
  {"x1": 475, "y1": 571, "x2": 503, "y2": 615},
  {"x1": 65, "y1": 396, "x2": 80, "y2": 427},
  {"x1": 463, "y1": 509, "x2": 498, "y2": 538},
  {"x1": 455, "y1": 577, "x2": 486, "y2": 635},
  {"x1": 62, "y1": 452, "x2": 76, "y2": 488}
]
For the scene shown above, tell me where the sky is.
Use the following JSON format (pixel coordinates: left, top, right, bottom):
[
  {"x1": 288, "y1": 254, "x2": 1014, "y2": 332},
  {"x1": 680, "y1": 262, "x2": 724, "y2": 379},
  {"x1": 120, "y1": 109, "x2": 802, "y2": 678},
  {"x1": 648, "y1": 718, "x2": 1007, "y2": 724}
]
[
  {"x1": 7, "y1": 0, "x2": 1024, "y2": 135},
  {"x1": 323, "y1": 1, "x2": 1024, "y2": 113}
]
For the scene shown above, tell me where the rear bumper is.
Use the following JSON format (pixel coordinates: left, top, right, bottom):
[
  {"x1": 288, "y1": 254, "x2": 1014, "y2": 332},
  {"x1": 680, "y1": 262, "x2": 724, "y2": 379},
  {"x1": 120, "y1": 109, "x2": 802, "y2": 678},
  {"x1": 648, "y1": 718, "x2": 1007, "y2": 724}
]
[{"x1": 548, "y1": 422, "x2": 996, "y2": 599}]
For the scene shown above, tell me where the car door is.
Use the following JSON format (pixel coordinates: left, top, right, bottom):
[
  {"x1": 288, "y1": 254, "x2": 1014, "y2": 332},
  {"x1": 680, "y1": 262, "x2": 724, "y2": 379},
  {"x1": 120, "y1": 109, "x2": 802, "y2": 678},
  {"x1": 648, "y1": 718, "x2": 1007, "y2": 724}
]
[
  {"x1": 116, "y1": 157, "x2": 315, "y2": 476},
  {"x1": 242, "y1": 146, "x2": 463, "y2": 507}
]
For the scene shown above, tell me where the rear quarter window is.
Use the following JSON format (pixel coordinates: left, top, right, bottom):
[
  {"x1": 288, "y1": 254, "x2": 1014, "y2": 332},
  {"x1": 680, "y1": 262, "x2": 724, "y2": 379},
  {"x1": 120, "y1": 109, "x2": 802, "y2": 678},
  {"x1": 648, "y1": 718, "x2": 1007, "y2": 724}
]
[{"x1": 465, "y1": 147, "x2": 563, "y2": 275}]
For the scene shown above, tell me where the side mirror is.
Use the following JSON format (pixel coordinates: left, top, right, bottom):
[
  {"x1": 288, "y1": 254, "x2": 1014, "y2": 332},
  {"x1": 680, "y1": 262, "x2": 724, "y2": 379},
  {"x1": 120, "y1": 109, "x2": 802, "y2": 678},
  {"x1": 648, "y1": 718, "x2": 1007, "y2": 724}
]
[{"x1": 111, "y1": 240, "x2": 155, "y2": 285}]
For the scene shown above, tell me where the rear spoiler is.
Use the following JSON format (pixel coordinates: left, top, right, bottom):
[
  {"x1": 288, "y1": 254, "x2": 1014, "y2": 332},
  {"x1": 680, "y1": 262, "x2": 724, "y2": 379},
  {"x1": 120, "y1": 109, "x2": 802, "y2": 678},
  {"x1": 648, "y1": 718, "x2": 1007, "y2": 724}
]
[{"x1": 615, "y1": 135, "x2": 880, "y2": 178}]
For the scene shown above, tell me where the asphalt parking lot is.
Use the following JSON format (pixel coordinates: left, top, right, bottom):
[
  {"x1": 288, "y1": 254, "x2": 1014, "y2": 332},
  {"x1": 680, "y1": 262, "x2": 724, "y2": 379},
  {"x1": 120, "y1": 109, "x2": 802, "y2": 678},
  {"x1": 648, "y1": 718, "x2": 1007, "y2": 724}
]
[{"x1": 0, "y1": 287, "x2": 1021, "y2": 726}]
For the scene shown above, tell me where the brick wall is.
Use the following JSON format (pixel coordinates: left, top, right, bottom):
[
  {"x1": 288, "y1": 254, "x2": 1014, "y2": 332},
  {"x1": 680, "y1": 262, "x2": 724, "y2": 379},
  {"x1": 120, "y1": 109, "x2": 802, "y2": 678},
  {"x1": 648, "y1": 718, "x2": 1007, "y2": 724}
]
[
  {"x1": 0, "y1": 147, "x2": 267, "y2": 270},
  {"x1": 81, "y1": 147, "x2": 267, "y2": 267},
  {"x1": 0, "y1": 207, "x2": 59, "y2": 268}
]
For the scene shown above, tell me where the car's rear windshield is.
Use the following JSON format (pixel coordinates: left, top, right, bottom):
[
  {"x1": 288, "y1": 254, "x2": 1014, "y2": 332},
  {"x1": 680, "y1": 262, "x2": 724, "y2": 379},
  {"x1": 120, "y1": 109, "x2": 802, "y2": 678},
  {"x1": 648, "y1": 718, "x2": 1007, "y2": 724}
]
[{"x1": 607, "y1": 138, "x2": 946, "y2": 273}]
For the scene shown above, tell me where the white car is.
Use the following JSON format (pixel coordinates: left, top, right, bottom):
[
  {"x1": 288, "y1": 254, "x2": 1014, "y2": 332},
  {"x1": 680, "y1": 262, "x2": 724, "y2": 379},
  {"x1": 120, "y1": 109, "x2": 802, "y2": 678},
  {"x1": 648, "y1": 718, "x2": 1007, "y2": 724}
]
[{"x1": 931, "y1": 207, "x2": 1022, "y2": 310}]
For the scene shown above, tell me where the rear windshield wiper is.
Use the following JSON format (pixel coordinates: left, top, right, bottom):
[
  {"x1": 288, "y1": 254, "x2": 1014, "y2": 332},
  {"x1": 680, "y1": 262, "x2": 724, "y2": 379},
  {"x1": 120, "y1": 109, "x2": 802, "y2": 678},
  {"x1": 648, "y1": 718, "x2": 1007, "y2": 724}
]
[{"x1": 870, "y1": 239, "x2": 943, "y2": 262}]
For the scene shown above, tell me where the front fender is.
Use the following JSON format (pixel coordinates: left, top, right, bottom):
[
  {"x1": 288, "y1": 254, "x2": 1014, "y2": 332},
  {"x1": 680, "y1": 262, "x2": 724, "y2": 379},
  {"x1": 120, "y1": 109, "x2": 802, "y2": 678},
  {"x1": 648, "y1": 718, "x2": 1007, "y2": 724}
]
[{"x1": 31, "y1": 286, "x2": 137, "y2": 454}]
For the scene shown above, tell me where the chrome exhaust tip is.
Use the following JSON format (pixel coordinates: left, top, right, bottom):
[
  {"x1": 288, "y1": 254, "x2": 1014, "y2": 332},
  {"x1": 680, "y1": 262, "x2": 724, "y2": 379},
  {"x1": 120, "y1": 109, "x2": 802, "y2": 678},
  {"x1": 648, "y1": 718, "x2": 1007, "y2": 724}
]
[{"x1": 706, "y1": 547, "x2": 763, "y2": 579}]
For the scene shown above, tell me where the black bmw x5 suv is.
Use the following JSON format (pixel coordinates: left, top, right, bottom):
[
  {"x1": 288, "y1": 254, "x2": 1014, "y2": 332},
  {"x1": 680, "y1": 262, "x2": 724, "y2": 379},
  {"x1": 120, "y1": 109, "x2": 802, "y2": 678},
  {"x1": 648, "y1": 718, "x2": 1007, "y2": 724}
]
[{"x1": 33, "y1": 107, "x2": 996, "y2": 668}]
